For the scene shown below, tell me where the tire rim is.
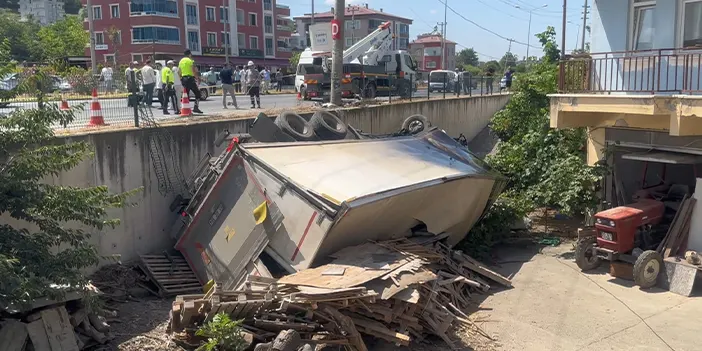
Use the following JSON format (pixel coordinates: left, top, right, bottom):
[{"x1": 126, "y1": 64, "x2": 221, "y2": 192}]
[
  {"x1": 643, "y1": 259, "x2": 660, "y2": 282},
  {"x1": 408, "y1": 120, "x2": 424, "y2": 133}
]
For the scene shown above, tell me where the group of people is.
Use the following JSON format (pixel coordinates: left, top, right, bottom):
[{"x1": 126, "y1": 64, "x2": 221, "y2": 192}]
[
  {"x1": 98, "y1": 50, "x2": 285, "y2": 114},
  {"x1": 453, "y1": 66, "x2": 514, "y2": 94}
]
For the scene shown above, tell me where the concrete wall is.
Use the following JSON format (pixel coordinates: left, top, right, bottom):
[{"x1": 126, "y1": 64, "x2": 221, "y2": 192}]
[{"x1": 2, "y1": 94, "x2": 509, "y2": 269}]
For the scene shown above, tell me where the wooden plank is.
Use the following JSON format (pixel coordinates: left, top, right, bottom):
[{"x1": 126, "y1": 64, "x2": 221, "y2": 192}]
[
  {"x1": 41, "y1": 307, "x2": 80, "y2": 351},
  {"x1": 450, "y1": 249, "x2": 512, "y2": 288},
  {"x1": 658, "y1": 196, "x2": 689, "y2": 253},
  {"x1": 668, "y1": 198, "x2": 696, "y2": 258},
  {"x1": 181, "y1": 301, "x2": 197, "y2": 326},
  {"x1": 0, "y1": 320, "x2": 28, "y2": 351},
  {"x1": 27, "y1": 319, "x2": 51, "y2": 351},
  {"x1": 665, "y1": 198, "x2": 696, "y2": 258}
]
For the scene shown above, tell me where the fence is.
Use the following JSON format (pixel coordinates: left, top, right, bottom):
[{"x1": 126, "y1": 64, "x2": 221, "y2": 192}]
[{"x1": 559, "y1": 49, "x2": 702, "y2": 94}]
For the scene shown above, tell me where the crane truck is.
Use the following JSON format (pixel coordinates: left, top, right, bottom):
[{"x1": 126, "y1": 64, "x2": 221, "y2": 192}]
[{"x1": 297, "y1": 21, "x2": 419, "y2": 100}]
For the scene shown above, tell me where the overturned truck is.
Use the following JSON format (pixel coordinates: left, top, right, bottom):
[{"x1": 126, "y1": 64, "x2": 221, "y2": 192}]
[{"x1": 169, "y1": 111, "x2": 505, "y2": 290}]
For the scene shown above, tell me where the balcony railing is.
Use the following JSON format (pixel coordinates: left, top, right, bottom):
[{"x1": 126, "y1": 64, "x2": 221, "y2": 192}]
[{"x1": 559, "y1": 48, "x2": 702, "y2": 94}]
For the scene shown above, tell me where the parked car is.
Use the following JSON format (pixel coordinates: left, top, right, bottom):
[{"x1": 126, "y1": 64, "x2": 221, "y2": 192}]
[{"x1": 428, "y1": 70, "x2": 458, "y2": 93}]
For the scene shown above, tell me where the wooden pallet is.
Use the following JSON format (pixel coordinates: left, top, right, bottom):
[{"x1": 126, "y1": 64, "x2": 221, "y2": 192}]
[{"x1": 139, "y1": 253, "x2": 203, "y2": 297}]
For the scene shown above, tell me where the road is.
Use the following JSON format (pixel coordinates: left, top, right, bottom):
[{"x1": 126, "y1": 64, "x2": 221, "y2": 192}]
[{"x1": 0, "y1": 89, "x2": 504, "y2": 130}]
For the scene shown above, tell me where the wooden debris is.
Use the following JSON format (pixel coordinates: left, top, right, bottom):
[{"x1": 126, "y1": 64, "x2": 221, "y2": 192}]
[
  {"x1": 0, "y1": 320, "x2": 28, "y2": 351},
  {"x1": 658, "y1": 196, "x2": 696, "y2": 258},
  {"x1": 138, "y1": 253, "x2": 203, "y2": 297}
]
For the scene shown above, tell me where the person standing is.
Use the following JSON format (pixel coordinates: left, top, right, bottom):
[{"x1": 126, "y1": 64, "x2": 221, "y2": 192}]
[
  {"x1": 141, "y1": 59, "x2": 156, "y2": 107},
  {"x1": 155, "y1": 62, "x2": 164, "y2": 109},
  {"x1": 461, "y1": 70, "x2": 472, "y2": 94},
  {"x1": 245, "y1": 61, "x2": 261, "y2": 109},
  {"x1": 125, "y1": 61, "x2": 138, "y2": 107},
  {"x1": 233, "y1": 66, "x2": 242, "y2": 93},
  {"x1": 171, "y1": 60, "x2": 183, "y2": 109},
  {"x1": 178, "y1": 50, "x2": 204, "y2": 114},
  {"x1": 100, "y1": 62, "x2": 114, "y2": 93},
  {"x1": 220, "y1": 62, "x2": 238, "y2": 109},
  {"x1": 270, "y1": 68, "x2": 278, "y2": 93},
  {"x1": 485, "y1": 67, "x2": 495, "y2": 94},
  {"x1": 161, "y1": 61, "x2": 180, "y2": 115},
  {"x1": 262, "y1": 67, "x2": 271, "y2": 94},
  {"x1": 275, "y1": 69, "x2": 283, "y2": 92},
  {"x1": 504, "y1": 67, "x2": 515, "y2": 91}
]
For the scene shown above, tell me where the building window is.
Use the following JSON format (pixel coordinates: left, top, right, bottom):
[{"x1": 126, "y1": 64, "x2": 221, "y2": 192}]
[
  {"x1": 250, "y1": 36, "x2": 259, "y2": 49},
  {"x1": 132, "y1": 54, "x2": 144, "y2": 63},
  {"x1": 206, "y1": 6, "x2": 216, "y2": 21},
  {"x1": 631, "y1": 0, "x2": 654, "y2": 50},
  {"x1": 265, "y1": 37, "x2": 274, "y2": 56},
  {"x1": 248, "y1": 0, "x2": 255, "y2": 2},
  {"x1": 264, "y1": 15, "x2": 273, "y2": 34},
  {"x1": 187, "y1": 31, "x2": 199, "y2": 51},
  {"x1": 681, "y1": 0, "x2": 702, "y2": 47},
  {"x1": 249, "y1": 13, "x2": 257, "y2": 26},
  {"x1": 426, "y1": 61, "x2": 437, "y2": 69},
  {"x1": 186, "y1": 4, "x2": 197, "y2": 25},
  {"x1": 92, "y1": 5, "x2": 102, "y2": 20},
  {"x1": 237, "y1": 9, "x2": 245, "y2": 24},
  {"x1": 399, "y1": 38, "x2": 409, "y2": 50},
  {"x1": 368, "y1": 19, "x2": 384, "y2": 28},
  {"x1": 345, "y1": 20, "x2": 360, "y2": 30},
  {"x1": 110, "y1": 4, "x2": 119, "y2": 18},
  {"x1": 207, "y1": 32, "x2": 217, "y2": 47},
  {"x1": 221, "y1": 32, "x2": 231, "y2": 46},
  {"x1": 130, "y1": 0, "x2": 178, "y2": 16},
  {"x1": 399, "y1": 23, "x2": 409, "y2": 34},
  {"x1": 95, "y1": 32, "x2": 105, "y2": 45},
  {"x1": 263, "y1": 0, "x2": 272, "y2": 11},
  {"x1": 424, "y1": 47, "x2": 441, "y2": 56},
  {"x1": 220, "y1": 6, "x2": 229, "y2": 22},
  {"x1": 104, "y1": 54, "x2": 115, "y2": 63},
  {"x1": 345, "y1": 37, "x2": 353, "y2": 47},
  {"x1": 132, "y1": 26, "x2": 180, "y2": 44},
  {"x1": 238, "y1": 33, "x2": 246, "y2": 48}
]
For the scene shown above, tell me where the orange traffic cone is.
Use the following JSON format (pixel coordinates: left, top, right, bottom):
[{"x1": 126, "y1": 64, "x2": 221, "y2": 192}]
[
  {"x1": 88, "y1": 88, "x2": 106, "y2": 126},
  {"x1": 180, "y1": 88, "x2": 192, "y2": 117},
  {"x1": 59, "y1": 96, "x2": 70, "y2": 111}
]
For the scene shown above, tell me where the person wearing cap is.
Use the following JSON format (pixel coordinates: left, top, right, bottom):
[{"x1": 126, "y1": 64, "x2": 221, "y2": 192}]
[
  {"x1": 161, "y1": 60, "x2": 180, "y2": 115},
  {"x1": 125, "y1": 61, "x2": 139, "y2": 107},
  {"x1": 244, "y1": 61, "x2": 261, "y2": 108},
  {"x1": 178, "y1": 49, "x2": 204, "y2": 114}
]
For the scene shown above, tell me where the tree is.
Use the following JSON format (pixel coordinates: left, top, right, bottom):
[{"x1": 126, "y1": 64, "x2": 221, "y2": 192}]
[
  {"x1": 0, "y1": 10, "x2": 42, "y2": 61},
  {"x1": 456, "y1": 48, "x2": 479, "y2": 67},
  {"x1": 105, "y1": 25, "x2": 122, "y2": 64},
  {"x1": 499, "y1": 52, "x2": 518, "y2": 69},
  {"x1": 289, "y1": 51, "x2": 301, "y2": 70},
  {"x1": 481, "y1": 60, "x2": 501, "y2": 73},
  {"x1": 536, "y1": 26, "x2": 560, "y2": 63},
  {"x1": 37, "y1": 16, "x2": 89, "y2": 61},
  {"x1": 0, "y1": 71, "x2": 137, "y2": 308}
]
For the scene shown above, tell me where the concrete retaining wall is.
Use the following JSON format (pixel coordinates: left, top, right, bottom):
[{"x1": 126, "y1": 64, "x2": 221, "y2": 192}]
[{"x1": 2, "y1": 94, "x2": 509, "y2": 268}]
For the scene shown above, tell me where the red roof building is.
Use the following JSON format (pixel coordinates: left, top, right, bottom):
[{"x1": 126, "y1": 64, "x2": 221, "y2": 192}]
[{"x1": 409, "y1": 34, "x2": 456, "y2": 72}]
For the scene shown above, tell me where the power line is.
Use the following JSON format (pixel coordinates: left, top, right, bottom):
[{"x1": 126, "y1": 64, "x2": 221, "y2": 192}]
[
  {"x1": 437, "y1": 0, "x2": 541, "y2": 49},
  {"x1": 470, "y1": 0, "x2": 529, "y2": 22}
]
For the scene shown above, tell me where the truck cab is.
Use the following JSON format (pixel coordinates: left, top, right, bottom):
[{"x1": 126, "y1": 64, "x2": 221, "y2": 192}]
[{"x1": 295, "y1": 49, "x2": 323, "y2": 99}]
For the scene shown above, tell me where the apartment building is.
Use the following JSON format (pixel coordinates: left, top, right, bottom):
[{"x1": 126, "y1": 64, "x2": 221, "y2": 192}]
[
  {"x1": 82, "y1": 0, "x2": 292, "y2": 69},
  {"x1": 20, "y1": 0, "x2": 65, "y2": 25},
  {"x1": 408, "y1": 34, "x2": 456, "y2": 72},
  {"x1": 293, "y1": 4, "x2": 412, "y2": 51}
]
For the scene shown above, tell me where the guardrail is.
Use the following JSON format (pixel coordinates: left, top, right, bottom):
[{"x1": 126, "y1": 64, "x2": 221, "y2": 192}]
[{"x1": 559, "y1": 48, "x2": 702, "y2": 94}]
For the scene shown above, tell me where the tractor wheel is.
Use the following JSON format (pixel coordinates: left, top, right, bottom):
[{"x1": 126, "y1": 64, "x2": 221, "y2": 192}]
[
  {"x1": 633, "y1": 250, "x2": 663, "y2": 289},
  {"x1": 575, "y1": 237, "x2": 601, "y2": 271}
]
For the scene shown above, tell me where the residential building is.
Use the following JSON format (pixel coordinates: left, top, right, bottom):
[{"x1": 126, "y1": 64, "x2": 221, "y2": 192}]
[
  {"x1": 293, "y1": 4, "x2": 412, "y2": 51},
  {"x1": 81, "y1": 0, "x2": 292, "y2": 69},
  {"x1": 551, "y1": 0, "x2": 702, "y2": 211},
  {"x1": 408, "y1": 33, "x2": 456, "y2": 72},
  {"x1": 19, "y1": 0, "x2": 65, "y2": 25}
]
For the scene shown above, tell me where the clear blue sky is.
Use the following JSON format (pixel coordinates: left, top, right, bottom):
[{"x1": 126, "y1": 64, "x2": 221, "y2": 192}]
[{"x1": 284, "y1": 0, "x2": 589, "y2": 61}]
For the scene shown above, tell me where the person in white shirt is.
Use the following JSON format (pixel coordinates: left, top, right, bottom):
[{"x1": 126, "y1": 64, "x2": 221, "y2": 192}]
[
  {"x1": 155, "y1": 62, "x2": 163, "y2": 109},
  {"x1": 171, "y1": 61, "x2": 183, "y2": 106},
  {"x1": 99, "y1": 62, "x2": 114, "y2": 93},
  {"x1": 140, "y1": 59, "x2": 157, "y2": 107}
]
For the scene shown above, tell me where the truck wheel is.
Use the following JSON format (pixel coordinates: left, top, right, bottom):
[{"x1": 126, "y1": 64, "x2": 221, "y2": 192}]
[
  {"x1": 633, "y1": 250, "x2": 662, "y2": 289},
  {"x1": 363, "y1": 83, "x2": 377, "y2": 99},
  {"x1": 300, "y1": 86, "x2": 310, "y2": 101},
  {"x1": 275, "y1": 111, "x2": 315, "y2": 141},
  {"x1": 575, "y1": 237, "x2": 601, "y2": 271},
  {"x1": 401, "y1": 114, "x2": 431, "y2": 134},
  {"x1": 310, "y1": 111, "x2": 348, "y2": 140},
  {"x1": 397, "y1": 81, "x2": 411, "y2": 98}
]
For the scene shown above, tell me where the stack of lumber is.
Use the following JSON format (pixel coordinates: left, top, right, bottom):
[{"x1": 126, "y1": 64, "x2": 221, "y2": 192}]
[
  {"x1": 169, "y1": 236, "x2": 510, "y2": 350},
  {"x1": 0, "y1": 285, "x2": 116, "y2": 351},
  {"x1": 658, "y1": 196, "x2": 697, "y2": 258}
]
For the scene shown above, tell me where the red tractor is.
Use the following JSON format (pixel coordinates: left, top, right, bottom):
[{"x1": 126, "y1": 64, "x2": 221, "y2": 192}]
[{"x1": 575, "y1": 199, "x2": 667, "y2": 288}]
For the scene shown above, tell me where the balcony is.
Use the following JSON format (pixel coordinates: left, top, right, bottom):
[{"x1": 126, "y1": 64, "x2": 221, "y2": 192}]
[{"x1": 552, "y1": 48, "x2": 702, "y2": 141}]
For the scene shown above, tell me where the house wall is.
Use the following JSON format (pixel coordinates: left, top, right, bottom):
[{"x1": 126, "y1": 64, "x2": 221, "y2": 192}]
[{"x1": 1, "y1": 94, "x2": 509, "y2": 271}]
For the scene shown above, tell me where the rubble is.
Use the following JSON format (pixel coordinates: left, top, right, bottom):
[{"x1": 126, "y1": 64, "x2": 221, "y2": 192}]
[{"x1": 168, "y1": 236, "x2": 510, "y2": 350}]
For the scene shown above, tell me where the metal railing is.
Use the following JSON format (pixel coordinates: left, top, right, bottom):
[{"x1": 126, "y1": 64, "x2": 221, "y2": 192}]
[{"x1": 559, "y1": 48, "x2": 702, "y2": 94}]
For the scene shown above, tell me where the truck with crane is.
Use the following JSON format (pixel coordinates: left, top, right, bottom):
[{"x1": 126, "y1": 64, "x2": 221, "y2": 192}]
[{"x1": 295, "y1": 21, "x2": 418, "y2": 100}]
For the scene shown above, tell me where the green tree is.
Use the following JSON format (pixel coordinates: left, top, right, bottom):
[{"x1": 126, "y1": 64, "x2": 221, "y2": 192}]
[
  {"x1": 0, "y1": 10, "x2": 42, "y2": 61},
  {"x1": 481, "y1": 60, "x2": 501, "y2": 73},
  {"x1": 37, "y1": 16, "x2": 89, "y2": 61},
  {"x1": 289, "y1": 51, "x2": 301, "y2": 70},
  {"x1": 499, "y1": 52, "x2": 518, "y2": 68},
  {"x1": 536, "y1": 26, "x2": 560, "y2": 63},
  {"x1": 0, "y1": 71, "x2": 137, "y2": 308},
  {"x1": 456, "y1": 48, "x2": 479, "y2": 67}
]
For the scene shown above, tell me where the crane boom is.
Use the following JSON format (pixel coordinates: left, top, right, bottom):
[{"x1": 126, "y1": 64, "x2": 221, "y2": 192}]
[{"x1": 342, "y1": 21, "x2": 393, "y2": 64}]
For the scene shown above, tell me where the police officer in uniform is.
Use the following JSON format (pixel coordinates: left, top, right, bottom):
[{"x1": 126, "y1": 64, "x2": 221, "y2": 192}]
[{"x1": 178, "y1": 50, "x2": 204, "y2": 114}]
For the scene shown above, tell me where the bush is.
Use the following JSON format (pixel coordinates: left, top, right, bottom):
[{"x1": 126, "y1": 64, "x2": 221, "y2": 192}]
[
  {"x1": 64, "y1": 67, "x2": 96, "y2": 95},
  {"x1": 196, "y1": 313, "x2": 248, "y2": 351}
]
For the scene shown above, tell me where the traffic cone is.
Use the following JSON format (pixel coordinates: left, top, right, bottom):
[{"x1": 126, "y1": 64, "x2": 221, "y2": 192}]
[
  {"x1": 59, "y1": 96, "x2": 70, "y2": 111},
  {"x1": 180, "y1": 88, "x2": 192, "y2": 117},
  {"x1": 88, "y1": 88, "x2": 106, "y2": 126}
]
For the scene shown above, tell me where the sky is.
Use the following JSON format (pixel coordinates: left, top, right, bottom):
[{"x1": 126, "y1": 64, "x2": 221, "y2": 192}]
[{"x1": 282, "y1": 0, "x2": 590, "y2": 61}]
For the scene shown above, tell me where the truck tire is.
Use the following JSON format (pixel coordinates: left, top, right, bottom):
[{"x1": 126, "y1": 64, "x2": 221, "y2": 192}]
[
  {"x1": 300, "y1": 85, "x2": 310, "y2": 101},
  {"x1": 397, "y1": 80, "x2": 411, "y2": 98},
  {"x1": 363, "y1": 83, "x2": 377, "y2": 99},
  {"x1": 275, "y1": 111, "x2": 315, "y2": 141},
  {"x1": 310, "y1": 111, "x2": 348, "y2": 140},
  {"x1": 633, "y1": 250, "x2": 662, "y2": 289},
  {"x1": 575, "y1": 237, "x2": 601, "y2": 271},
  {"x1": 401, "y1": 114, "x2": 432, "y2": 134}
]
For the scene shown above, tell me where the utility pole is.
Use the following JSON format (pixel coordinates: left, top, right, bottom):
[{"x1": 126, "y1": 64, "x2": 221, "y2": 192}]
[
  {"x1": 225, "y1": 0, "x2": 229, "y2": 62},
  {"x1": 87, "y1": 0, "x2": 96, "y2": 74},
  {"x1": 508, "y1": 39, "x2": 513, "y2": 53},
  {"x1": 330, "y1": 0, "x2": 344, "y2": 105},
  {"x1": 441, "y1": 0, "x2": 448, "y2": 70},
  {"x1": 581, "y1": 0, "x2": 588, "y2": 51},
  {"x1": 311, "y1": 0, "x2": 315, "y2": 24},
  {"x1": 437, "y1": 22, "x2": 445, "y2": 68}
]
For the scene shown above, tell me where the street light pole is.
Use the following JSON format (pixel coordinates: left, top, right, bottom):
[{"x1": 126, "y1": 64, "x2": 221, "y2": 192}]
[
  {"x1": 87, "y1": 0, "x2": 96, "y2": 74},
  {"x1": 441, "y1": 0, "x2": 447, "y2": 70},
  {"x1": 516, "y1": 4, "x2": 547, "y2": 61}
]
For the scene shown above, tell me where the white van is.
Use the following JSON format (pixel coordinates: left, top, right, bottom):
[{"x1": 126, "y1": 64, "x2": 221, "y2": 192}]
[
  {"x1": 428, "y1": 70, "x2": 458, "y2": 93},
  {"x1": 295, "y1": 48, "x2": 324, "y2": 99}
]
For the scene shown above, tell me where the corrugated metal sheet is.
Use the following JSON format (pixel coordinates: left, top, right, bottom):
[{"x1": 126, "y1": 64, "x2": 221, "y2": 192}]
[{"x1": 241, "y1": 130, "x2": 499, "y2": 206}]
